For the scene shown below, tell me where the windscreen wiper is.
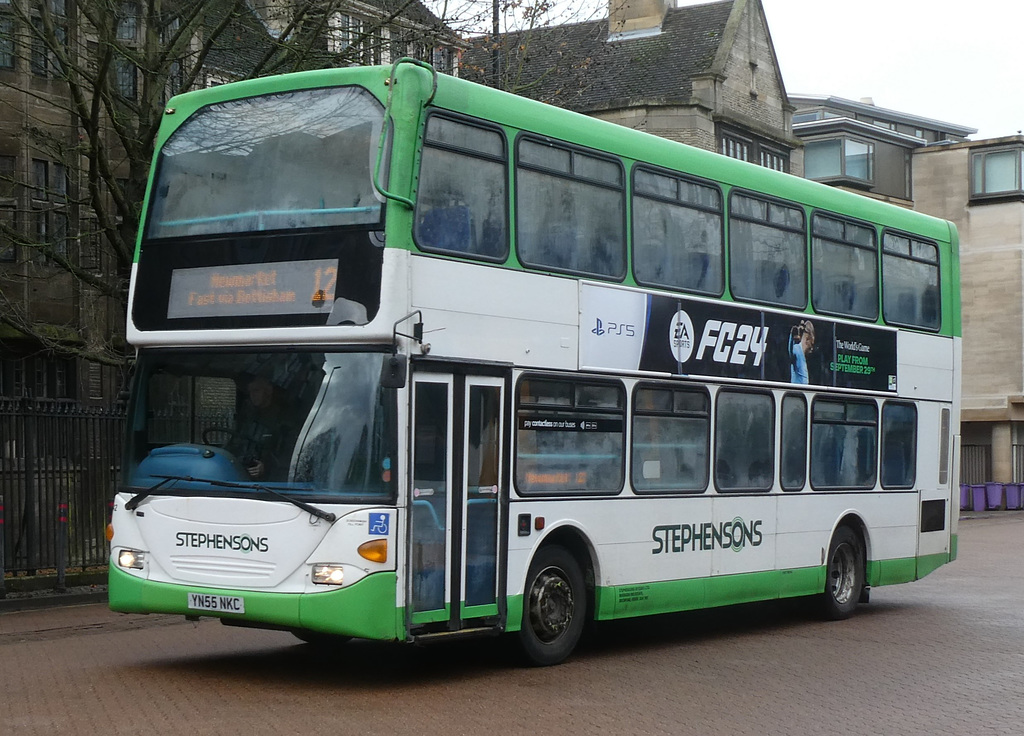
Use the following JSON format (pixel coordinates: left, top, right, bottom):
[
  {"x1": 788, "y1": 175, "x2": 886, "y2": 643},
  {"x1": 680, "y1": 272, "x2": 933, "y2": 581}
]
[{"x1": 125, "y1": 474, "x2": 336, "y2": 522}]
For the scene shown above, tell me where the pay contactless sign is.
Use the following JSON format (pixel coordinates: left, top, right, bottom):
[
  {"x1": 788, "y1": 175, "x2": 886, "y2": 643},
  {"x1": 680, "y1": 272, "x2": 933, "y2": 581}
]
[
  {"x1": 167, "y1": 259, "x2": 339, "y2": 319},
  {"x1": 580, "y1": 283, "x2": 898, "y2": 392}
]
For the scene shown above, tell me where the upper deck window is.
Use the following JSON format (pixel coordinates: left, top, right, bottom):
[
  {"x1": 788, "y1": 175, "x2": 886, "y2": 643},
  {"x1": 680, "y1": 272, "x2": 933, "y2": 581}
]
[
  {"x1": 515, "y1": 137, "x2": 626, "y2": 280},
  {"x1": 414, "y1": 114, "x2": 508, "y2": 261},
  {"x1": 632, "y1": 168, "x2": 724, "y2": 296},
  {"x1": 146, "y1": 86, "x2": 384, "y2": 240},
  {"x1": 729, "y1": 192, "x2": 806, "y2": 309},
  {"x1": 811, "y1": 213, "x2": 878, "y2": 321},
  {"x1": 882, "y1": 232, "x2": 940, "y2": 331}
]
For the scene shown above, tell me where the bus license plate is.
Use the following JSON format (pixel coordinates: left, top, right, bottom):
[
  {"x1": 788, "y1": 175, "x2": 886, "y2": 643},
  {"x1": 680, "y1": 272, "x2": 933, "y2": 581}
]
[{"x1": 187, "y1": 592, "x2": 245, "y2": 614}]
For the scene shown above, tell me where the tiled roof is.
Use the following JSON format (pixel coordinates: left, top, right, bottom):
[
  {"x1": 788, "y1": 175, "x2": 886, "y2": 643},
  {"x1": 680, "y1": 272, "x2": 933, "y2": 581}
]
[{"x1": 462, "y1": 0, "x2": 734, "y2": 112}]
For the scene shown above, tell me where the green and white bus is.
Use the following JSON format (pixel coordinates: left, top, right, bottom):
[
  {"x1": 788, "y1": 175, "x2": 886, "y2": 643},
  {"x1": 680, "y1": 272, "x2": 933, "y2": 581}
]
[{"x1": 109, "y1": 59, "x2": 960, "y2": 665}]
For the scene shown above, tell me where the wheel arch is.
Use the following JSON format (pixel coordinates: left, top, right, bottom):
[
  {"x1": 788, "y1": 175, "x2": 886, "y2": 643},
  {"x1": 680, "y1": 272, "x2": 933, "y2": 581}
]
[
  {"x1": 831, "y1": 512, "x2": 871, "y2": 565},
  {"x1": 530, "y1": 523, "x2": 599, "y2": 620}
]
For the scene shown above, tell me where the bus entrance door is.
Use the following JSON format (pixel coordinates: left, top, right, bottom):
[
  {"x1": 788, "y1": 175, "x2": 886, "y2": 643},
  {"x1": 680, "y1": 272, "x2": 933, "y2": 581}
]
[{"x1": 409, "y1": 371, "x2": 507, "y2": 638}]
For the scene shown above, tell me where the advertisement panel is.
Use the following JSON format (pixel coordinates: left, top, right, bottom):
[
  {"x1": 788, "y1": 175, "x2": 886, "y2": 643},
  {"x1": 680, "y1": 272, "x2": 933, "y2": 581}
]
[{"x1": 580, "y1": 284, "x2": 897, "y2": 392}]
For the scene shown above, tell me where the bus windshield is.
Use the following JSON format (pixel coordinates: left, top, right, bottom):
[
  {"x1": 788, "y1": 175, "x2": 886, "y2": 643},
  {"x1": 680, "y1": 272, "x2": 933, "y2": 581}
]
[
  {"x1": 125, "y1": 350, "x2": 397, "y2": 503},
  {"x1": 146, "y1": 86, "x2": 385, "y2": 239}
]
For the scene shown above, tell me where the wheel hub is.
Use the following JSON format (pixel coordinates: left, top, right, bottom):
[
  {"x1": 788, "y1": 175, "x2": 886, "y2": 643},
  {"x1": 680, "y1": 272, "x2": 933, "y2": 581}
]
[{"x1": 528, "y1": 567, "x2": 574, "y2": 643}]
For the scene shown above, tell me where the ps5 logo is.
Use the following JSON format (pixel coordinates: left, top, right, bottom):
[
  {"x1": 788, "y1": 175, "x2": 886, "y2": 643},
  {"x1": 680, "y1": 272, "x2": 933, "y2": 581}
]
[{"x1": 592, "y1": 317, "x2": 636, "y2": 337}]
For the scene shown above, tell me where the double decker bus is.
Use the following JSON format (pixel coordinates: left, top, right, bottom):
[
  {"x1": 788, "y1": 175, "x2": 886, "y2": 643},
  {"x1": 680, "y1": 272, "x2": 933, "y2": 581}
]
[{"x1": 109, "y1": 59, "x2": 960, "y2": 665}]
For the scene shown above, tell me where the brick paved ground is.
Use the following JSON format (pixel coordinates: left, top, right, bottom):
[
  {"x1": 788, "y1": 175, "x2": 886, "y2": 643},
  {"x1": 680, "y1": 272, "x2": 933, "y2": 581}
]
[{"x1": 1, "y1": 513, "x2": 1021, "y2": 735}]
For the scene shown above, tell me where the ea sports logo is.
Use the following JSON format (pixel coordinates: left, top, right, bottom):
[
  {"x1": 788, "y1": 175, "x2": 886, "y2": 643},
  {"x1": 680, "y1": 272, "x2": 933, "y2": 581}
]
[{"x1": 669, "y1": 310, "x2": 695, "y2": 363}]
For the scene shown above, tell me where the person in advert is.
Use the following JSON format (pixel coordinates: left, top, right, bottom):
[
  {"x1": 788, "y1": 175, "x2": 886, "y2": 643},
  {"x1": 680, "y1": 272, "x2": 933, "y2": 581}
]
[{"x1": 790, "y1": 319, "x2": 815, "y2": 385}]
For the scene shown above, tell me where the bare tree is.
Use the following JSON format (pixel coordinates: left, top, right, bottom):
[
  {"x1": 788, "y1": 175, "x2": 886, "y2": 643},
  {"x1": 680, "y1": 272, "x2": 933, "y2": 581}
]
[
  {"x1": 0, "y1": 0, "x2": 459, "y2": 377},
  {"x1": 456, "y1": 0, "x2": 608, "y2": 99}
]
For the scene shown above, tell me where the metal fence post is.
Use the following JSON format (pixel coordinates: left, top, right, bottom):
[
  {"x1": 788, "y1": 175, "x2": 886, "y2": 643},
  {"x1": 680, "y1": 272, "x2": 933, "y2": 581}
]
[
  {"x1": 24, "y1": 405, "x2": 38, "y2": 573},
  {"x1": 0, "y1": 494, "x2": 6, "y2": 599},
  {"x1": 56, "y1": 489, "x2": 68, "y2": 592}
]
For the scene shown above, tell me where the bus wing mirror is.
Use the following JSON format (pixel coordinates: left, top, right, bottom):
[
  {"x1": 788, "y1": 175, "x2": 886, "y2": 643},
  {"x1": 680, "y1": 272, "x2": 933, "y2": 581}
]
[{"x1": 380, "y1": 355, "x2": 408, "y2": 389}]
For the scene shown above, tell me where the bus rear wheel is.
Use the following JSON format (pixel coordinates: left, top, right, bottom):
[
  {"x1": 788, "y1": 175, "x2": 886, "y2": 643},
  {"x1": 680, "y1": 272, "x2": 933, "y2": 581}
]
[
  {"x1": 820, "y1": 526, "x2": 864, "y2": 620},
  {"x1": 518, "y1": 545, "x2": 586, "y2": 666}
]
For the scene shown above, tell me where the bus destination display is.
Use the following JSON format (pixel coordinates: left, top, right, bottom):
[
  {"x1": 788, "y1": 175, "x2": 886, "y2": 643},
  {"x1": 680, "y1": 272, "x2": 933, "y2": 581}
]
[{"x1": 166, "y1": 259, "x2": 339, "y2": 319}]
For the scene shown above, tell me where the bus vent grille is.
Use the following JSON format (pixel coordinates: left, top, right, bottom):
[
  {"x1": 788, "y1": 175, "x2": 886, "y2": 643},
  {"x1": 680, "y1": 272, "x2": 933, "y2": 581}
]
[{"x1": 169, "y1": 555, "x2": 276, "y2": 579}]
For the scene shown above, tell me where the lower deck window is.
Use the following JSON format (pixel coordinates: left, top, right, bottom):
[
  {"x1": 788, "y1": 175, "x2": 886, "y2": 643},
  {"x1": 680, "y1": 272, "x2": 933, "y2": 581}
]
[
  {"x1": 515, "y1": 377, "x2": 624, "y2": 494},
  {"x1": 714, "y1": 390, "x2": 774, "y2": 492},
  {"x1": 811, "y1": 399, "x2": 877, "y2": 490},
  {"x1": 632, "y1": 385, "x2": 709, "y2": 493}
]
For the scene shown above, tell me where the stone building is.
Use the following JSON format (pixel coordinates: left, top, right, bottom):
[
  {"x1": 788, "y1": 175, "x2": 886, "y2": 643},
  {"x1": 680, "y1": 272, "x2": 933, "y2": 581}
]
[
  {"x1": 913, "y1": 135, "x2": 1024, "y2": 483},
  {"x1": 789, "y1": 95, "x2": 1024, "y2": 484},
  {"x1": 465, "y1": 0, "x2": 801, "y2": 173}
]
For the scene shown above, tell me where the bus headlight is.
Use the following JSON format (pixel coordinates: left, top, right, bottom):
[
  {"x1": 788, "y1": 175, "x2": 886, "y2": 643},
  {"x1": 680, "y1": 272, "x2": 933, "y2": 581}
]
[
  {"x1": 312, "y1": 564, "x2": 345, "y2": 586},
  {"x1": 117, "y1": 548, "x2": 145, "y2": 570}
]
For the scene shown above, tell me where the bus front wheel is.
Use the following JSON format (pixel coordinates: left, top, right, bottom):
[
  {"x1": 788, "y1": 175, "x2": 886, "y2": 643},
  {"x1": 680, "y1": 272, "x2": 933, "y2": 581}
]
[
  {"x1": 518, "y1": 545, "x2": 586, "y2": 666},
  {"x1": 820, "y1": 526, "x2": 864, "y2": 620}
]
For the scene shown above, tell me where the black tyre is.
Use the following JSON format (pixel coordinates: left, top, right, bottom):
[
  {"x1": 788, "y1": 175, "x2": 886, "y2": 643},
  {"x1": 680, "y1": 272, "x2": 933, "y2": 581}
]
[
  {"x1": 820, "y1": 526, "x2": 864, "y2": 620},
  {"x1": 518, "y1": 545, "x2": 586, "y2": 666},
  {"x1": 292, "y1": 630, "x2": 352, "y2": 647}
]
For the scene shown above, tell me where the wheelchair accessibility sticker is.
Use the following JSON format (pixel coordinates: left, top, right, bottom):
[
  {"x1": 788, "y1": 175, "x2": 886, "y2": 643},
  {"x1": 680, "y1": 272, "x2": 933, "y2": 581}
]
[{"x1": 369, "y1": 513, "x2": 390, "y2": 536}]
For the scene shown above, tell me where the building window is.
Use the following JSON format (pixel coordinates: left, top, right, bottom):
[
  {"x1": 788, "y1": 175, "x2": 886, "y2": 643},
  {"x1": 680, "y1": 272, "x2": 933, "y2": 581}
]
[
  {"x1": 30, "y1": 18, "x2": 47, "y2": 76},
  {"x1": 804, "y1": 137, "x2": 874, "y2": 183},
  {"x1": 31, "y1": 158, "x2": 47, "y2": 197},
  {"x1": 53, "y1": 210, "x2": 68, "y2": 257},
  {"x1": 721, "y1": 134, "x2": 750, "y2": 162},
  {"x1": 0, "y1": 154, "x2": 15, "y2": 197},
  {"x1": 0, "y1": 205, "x2": 15, "y2": 262},
  {"x1": 971, "y1": 146, "x2": 1024, "y2": 199},
  {"x1": 115, "y1": 57, "x2": 137, "y2": 99},
  {"x1": 719, "y1": 126, "x2": 789, "y2": 172},
  {"x1": 0, "y1": 16, "x2": 15, "y2": 70},
  {"x1": 117, "y1": 2, "x2": 138, "y2": 40},
  {"x1": 760, "y1": 148, "x2": 786, "y2": 172},
  {"x1": 328, "y1": 14, "x2": 361, "y2": 54}
]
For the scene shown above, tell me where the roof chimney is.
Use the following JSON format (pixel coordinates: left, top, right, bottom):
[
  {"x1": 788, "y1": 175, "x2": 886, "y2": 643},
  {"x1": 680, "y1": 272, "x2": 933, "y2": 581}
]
[{"x1": 609, "y1": 0, "x2": 672, "y2": 39}]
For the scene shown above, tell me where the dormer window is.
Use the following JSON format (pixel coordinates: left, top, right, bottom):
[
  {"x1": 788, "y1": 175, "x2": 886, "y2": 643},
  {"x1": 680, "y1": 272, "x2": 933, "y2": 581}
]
[
  {"x1": 804, "y1": 136, "x2": 874, "y2": 186},
  {"x1": 970, "y1": 146, "x2": 1024, "y2": 201}
]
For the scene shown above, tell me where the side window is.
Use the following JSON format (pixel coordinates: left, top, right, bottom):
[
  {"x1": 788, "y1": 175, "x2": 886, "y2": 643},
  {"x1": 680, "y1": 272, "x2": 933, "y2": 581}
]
[
  {"x1": 632, "y1": 168, "x2": 724, "y2": 295},
  {"x1": 881, "y1": 402, "x2": 917, "y2": 489},
  {"x1": 882, "y1": 232, "x2": 940, "y2": 330},
  {"x1": 515, "y1": 377, "x2": 625, "y2": 494},
  {"x1": 729, "y1": 193, "x2": 806, "y2": 308},
  {"x1": 811, "y1": 213, "x2": 878, "y2": 320},
  {"x1": 780, "y1": 394, "x2": 807, "y2": 491},
  {"x1": 515, "y1": 137, "x2": 626, "y2": 279},
  {"x1": 810, "y1": 399, "x2": 877, "y2": 490},
  {"x1": 632, "y1": 385, "x2": 710, "y2": 493},
  {"x1": 414, "y1": 115, "x2": 508, "y2": 261},
  {"x1": 714, "y1": 390, "x2": 774, "y2": 492},
  {"x1": 938, "y1": 407, "x2": 950, "y2": 485}
]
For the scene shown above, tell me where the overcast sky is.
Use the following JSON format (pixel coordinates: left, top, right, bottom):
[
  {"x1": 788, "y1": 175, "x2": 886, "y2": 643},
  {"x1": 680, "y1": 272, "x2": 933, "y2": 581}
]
[{"x1": 754, "y1": 0, "x2": 1024, "y2": 140}]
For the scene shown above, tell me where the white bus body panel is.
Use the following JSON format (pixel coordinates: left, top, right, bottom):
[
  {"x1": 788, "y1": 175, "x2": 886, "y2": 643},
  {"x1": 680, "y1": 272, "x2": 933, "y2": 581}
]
[{"x1": 410, "y1": 257, "x2": 578, "y2": 370}]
